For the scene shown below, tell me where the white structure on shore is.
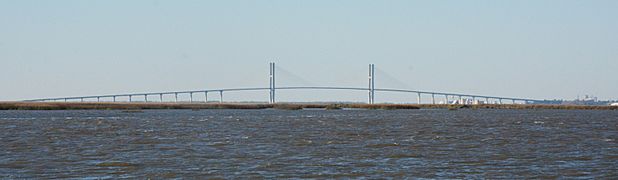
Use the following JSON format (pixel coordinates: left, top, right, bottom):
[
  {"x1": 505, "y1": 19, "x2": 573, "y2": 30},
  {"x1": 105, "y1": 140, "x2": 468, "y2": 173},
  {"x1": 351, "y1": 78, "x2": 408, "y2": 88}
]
[
  {"x1": 611, "y1": 103, "x2": 618, "y2": 106},
  {"x1": 443, "y1": 99, "x2": 492, "y2": 105}
]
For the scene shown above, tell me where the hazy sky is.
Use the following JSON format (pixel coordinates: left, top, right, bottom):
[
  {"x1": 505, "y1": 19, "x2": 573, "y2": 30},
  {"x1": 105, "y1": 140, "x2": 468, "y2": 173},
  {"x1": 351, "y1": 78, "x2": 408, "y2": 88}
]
[{"x1": 1, "y1": 0, "x2": 617, "y2": 102}]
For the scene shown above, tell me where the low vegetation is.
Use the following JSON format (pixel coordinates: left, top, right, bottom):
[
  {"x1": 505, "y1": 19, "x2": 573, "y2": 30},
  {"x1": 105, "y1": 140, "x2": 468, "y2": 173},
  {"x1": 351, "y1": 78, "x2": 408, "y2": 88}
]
[
  {"x1": 324, "y1": 104, "x2": 343, "y2": 110},
  {"x1": 273, "y1": 104, "x2": 304, "y2": 110}
]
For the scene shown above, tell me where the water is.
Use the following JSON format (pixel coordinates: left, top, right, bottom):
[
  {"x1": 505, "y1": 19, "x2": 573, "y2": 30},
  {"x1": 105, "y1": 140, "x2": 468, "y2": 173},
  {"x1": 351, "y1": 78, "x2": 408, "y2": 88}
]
[{"x1": 0, "y1": 109, "x2": 616, "y2": 179}]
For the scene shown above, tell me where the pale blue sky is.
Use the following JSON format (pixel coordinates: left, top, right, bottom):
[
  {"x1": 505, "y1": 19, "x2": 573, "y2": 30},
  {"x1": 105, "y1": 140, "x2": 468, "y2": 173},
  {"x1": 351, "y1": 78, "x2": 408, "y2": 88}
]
[{"x1": 1, "y1": 0, "x2": 617, "y2": 102}]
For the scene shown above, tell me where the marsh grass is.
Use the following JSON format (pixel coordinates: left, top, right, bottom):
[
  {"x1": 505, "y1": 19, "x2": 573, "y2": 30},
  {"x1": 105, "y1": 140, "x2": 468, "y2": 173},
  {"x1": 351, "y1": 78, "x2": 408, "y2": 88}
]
[
  {"x1": 325, "y1": 104, "x2": 343, "y2": 110},
  {"x1": 273, "y1": 104, "x2": 304, "y2": 110}
]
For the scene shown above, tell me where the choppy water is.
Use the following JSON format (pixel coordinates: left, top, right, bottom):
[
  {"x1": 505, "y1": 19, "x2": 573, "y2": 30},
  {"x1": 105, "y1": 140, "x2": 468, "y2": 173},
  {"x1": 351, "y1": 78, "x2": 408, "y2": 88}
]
[{"x1": 0, "y1": 109, "x2": 617, "y2": 179}]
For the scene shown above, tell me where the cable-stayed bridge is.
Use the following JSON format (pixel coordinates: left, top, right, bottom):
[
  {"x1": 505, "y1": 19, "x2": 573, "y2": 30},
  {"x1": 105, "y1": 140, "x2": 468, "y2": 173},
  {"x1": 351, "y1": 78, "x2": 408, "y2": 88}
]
[{"x1": 25, "y1": 63, "x2": 549, "y2": 104}]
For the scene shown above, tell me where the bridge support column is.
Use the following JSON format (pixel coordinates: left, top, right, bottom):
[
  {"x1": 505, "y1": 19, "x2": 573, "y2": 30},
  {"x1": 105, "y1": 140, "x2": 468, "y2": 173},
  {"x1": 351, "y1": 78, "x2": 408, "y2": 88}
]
[
  {"x1": 499, "y1": 99, "x2": 503, "y2": 104},
  {"x1": 431, "y1": 94, "x2": 435, "y2": 104},
  {"x1": 174, "y1": 93, "x2": 178, "y2": 102},
  {"x1": 129, "y1": 95, "x2": 132, "y2": 102},
  {"x1": 160, "y1": 94, "x2": 163, "y2": 102},
  {"x1": 145, "y1": 95, "x2": 148, "y2": 102},
  {"x1": 190, "y1": 92, "x2": 193, "y2": 103},
  {"x1": 113, "y1": 96, "x2": 116, "y2": 102},
  {"x1": 417, "y1": 93, "x2": 421, "y2": 104},
  {"x1": 65, "y1": 98, "x2": 68, "y2": 102},
  {"x1": 219, "y1": 91, "x2": 223, "y2": 103},
  {"x1": 368, "y1": 64, "x2": 375, "y2": 104},
  {"x1": 445, "y1": 95, "x2": 449, "y2": 104},
  {"x1": 97, "y1": 97, "x2": 100, "y2": 102},
  {"x1": 204, "y1": 91, "x2": 208, "y2": 103}
]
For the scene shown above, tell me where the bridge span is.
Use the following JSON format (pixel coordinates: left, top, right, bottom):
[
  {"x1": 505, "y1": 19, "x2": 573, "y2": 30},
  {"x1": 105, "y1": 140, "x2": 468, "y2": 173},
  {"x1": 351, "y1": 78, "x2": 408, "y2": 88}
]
[{"x1": 25, "y1": 63, "x2": 548, "y2": 104}]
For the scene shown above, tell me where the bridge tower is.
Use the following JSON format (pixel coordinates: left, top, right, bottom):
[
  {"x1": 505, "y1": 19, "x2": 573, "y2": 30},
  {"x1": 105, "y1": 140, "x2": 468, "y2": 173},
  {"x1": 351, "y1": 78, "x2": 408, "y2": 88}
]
[
  {"x1": 369, "y1": 64, "x2": 375, "y2": 104},
  {"x1": 269, "y1": 62, "x2": 276, "y2": 104}
]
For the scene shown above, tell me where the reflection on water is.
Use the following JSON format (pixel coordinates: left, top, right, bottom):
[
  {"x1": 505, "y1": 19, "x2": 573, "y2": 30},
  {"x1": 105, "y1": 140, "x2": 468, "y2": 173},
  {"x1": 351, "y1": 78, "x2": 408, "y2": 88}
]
[{"x1": 1, "y1": 109, "x2": 617, "y2": 178}]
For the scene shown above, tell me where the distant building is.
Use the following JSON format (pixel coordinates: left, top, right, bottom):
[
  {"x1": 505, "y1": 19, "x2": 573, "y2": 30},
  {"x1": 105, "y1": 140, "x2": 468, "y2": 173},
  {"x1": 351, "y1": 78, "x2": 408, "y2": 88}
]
[
  {"x1": 611, "y1": 103, "x2": 618, "y2": 106},
  {"x1": 562, "y1": 95, "x2": 611, "y2": 106},
  {"x1": 446, "y1": 98, "x2": 489, "y2": 105}
]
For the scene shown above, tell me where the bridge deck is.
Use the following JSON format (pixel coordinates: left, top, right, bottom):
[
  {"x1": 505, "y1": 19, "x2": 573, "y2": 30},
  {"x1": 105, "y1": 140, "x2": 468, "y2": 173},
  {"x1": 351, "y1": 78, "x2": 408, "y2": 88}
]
[{"x1": 26, "y1": 86, "x2": 542, "y2": 103}]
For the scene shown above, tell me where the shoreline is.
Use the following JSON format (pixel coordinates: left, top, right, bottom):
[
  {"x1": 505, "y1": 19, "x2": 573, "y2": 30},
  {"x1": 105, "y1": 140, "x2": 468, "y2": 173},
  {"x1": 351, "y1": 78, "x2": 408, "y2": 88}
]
[{"x1": 0, "y1": 102, "x2": 616, "y2": 110}]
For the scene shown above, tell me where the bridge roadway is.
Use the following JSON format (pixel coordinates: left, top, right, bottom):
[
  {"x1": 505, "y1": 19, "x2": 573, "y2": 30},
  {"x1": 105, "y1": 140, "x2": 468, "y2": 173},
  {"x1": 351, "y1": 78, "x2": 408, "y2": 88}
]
[{"x1": 25, "y1": 86, "x2": 543, "y2": 104}]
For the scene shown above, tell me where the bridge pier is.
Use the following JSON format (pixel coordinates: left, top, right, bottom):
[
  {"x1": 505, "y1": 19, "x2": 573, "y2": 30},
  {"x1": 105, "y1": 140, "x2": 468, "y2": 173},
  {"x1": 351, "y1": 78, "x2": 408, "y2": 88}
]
[
  {"x1": 159, "y1": 94, "x2": 163, "y2": 102},
  {"x1": 204, "y1": 91, "x2": 208, "y2": 103},
  {"x1": 113, "y1": 96, "x2": 116, "y2": 102},
  {"x1": 97, "y1": 97, "x2": 100, "y2": 102},
  {"x1": 129, "y1": 95, "x2": 132, "y2": 102},
  {"x1": 144, "y1": 95, "x2": 148, "y2": 102},
  {"x1": 417, "y1": 92, "x2": 421, "y2": 104},
  {"x1": 174, "y1": 93, "x2": 178, "y2": 102},
  {"x1": 190, "y1": 92, "x2": 194, "y2": 103},
  {"x1": 445, "y1": 95, "x2": 449, "y2": 104},
  {"x1": 219, "y1": 91, "x2": 224, "y2": 103},
  {"x1": 431, "y1": 94, "x2": 435, "y2": 104}
]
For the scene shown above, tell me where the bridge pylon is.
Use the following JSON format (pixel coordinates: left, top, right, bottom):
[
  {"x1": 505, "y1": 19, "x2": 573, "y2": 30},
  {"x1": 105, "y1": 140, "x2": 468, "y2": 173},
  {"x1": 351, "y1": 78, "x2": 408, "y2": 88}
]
[
  {"x1": 269, "y1": 62, "x2": 276, "y2": 104},
  {"x1": 369, "y1": 64, "x2": 375, "y2": 104}
]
